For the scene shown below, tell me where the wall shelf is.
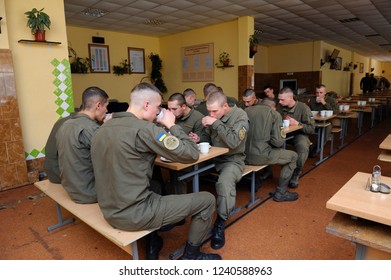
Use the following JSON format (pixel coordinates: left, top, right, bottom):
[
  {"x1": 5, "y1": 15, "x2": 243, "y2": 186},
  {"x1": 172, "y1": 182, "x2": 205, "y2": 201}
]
[
  {"x1": 18, "y1": 39, "x2": 61, "y2": 45},
  {"x1": 216, "y1": 65, "x2": 234, "y2": 68}
]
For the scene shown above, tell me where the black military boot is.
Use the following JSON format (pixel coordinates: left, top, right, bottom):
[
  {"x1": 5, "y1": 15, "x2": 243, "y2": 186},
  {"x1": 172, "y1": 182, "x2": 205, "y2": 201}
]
[
  {"x1": 288, "y1": 168, "x2": 301, "y2": 189},
  {"x1": 211, "y1": 216, "x2": 225, "y2": 250},
  {"x1": 146, "y1": 231, "x2": 163, "y2": 260},
  {"x1": 180, "y1": 242, "x2": 222, "y2": 260},
  {"x1": 273, "y1": 190, "x2": 299, "y2": 202}
]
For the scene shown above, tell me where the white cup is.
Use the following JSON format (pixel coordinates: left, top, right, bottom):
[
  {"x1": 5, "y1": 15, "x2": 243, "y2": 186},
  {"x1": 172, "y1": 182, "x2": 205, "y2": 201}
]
[
  {"x1": 156, "y1": 107, "x2": 164, "y2": 119},
  {"x1": 199, "y1": 142, "x2": 211, "y2": 154},
  {"x1": 343, "y1": 105, "x2": 349, "y2": 111},
  {"x1": 283, "y1": 119, "x2": 290, "y2": 127},
  {"x1": 339, "y1": 105, "x2": 344, "y2": 111},
  {"x1": 326, "y1": 110, "x2": 333, "y2": 117},
  {"x1": 320, "y1": 110, "x2": 327, "y2": 117}
]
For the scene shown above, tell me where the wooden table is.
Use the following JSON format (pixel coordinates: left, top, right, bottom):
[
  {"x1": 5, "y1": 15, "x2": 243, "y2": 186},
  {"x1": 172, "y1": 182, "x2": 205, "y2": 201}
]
[
  {"x1": 326, "y1": 172, "x2": 391, "y2": 259},
  {"x1": 313, "y1": 114, "x2": 335, "y2": 165},
  {"x1": 326, "y1": 172, "x2": 391, "y2": 226},
  {"x1": 351, "y1": 106, "x2": 374, "y2": 134},
  {"x1": 378, "y1": 134, "x2": 391, "y2": 162},
  {"x1": 155, "y1": 146, "x2": 229, "y2": 192}
]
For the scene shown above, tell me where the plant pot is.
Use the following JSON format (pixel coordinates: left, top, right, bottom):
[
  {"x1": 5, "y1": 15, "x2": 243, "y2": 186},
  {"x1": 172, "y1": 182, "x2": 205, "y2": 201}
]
[
  {"x1": 34, "y1": 30, "x2": 46, "y2": 42},
  {"x1": 223, "y1": 59, "x2": 230, "y2": 67},
  {"x1": 249, "y1": 45, "x2": 258, "y2": 58}
]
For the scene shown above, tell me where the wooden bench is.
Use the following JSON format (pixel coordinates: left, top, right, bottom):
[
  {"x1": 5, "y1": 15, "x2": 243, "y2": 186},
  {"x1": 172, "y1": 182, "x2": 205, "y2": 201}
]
[
  {"x1": 326, "y1": 212, "x2": 391, "y2": 259},
  {"x1": 241, "y1": 164, "x2": 268, "y2": 209},
  {"x1": 207, "y1": 164, "x2": 268, "y2": 215},
  {"x1": 378, "y1": 150, "x2": 391, "y2": 162},
  {"x1": 330, "y1": 126, "x2": 342, "y2": 154},
  {"x1": 34, "y1": 180, "x2": 152, "y2": 260}
]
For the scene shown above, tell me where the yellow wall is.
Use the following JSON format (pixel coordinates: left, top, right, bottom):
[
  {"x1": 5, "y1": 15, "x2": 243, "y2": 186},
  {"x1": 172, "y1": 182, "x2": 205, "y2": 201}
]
[
  {"x1": 5, "y1": 0, "x2": 69, "y2": 156},
  {"x1": 268, "y1": 41, "x2": 320, "y2": 73},
  {"x1": 160, "y1": 20, "x2": 240, "y2": 100},
  {"x1": 66, "y1": 26, "x2": 160, "y2": 106},
  {"x1": 0, "y1": 0, "x2": 9, "y2": 49},
  {"x1": 254, "y1": 40, "x2": 386, "y2": 96},
  {"x1": 254, "y1": 45, "x2": 269, "y2": 73}
]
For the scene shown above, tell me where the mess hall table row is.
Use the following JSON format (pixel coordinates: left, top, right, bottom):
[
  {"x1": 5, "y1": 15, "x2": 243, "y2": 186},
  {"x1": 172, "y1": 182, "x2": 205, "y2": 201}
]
[
  {"x1": 326, "y1": 172, "x2": 391, "y2": 259},
  {"x1": 155, "y1": 146, "x2": 229, "y2": 193},
  {"x1": 378, "y1": 134, "x2": 391, "y2": 162},
  {"x1": 313, "y1": 114, "x2": 335, "y2": 165}
]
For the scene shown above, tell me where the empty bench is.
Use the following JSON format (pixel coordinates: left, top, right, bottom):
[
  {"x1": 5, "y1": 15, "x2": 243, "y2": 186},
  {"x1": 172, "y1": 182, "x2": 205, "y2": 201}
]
[{"x1": 34, "y1": 180, "x2": 152, "y2": 260}]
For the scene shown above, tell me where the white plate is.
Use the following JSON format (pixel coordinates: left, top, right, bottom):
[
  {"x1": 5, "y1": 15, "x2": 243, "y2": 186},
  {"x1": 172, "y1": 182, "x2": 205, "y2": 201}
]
[{"x1": 160, "y1": 156, "x2": 173, "y2": 163}]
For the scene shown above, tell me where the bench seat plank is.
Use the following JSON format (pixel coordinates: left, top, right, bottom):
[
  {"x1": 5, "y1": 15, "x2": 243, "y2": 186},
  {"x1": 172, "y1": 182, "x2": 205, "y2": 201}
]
[{"x1": 34, "y1": 180, "x2": 151, "y2": 259}]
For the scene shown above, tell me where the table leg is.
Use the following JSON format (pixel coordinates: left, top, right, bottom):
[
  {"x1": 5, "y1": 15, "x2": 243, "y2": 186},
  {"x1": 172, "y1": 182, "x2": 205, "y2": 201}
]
[
  {"x1": 358, "y1": 111, "x2": 363, "y2": 135},
  {"x1": 371, "y1": 107, "x2": 376, "y2": 128},
  {"x1": 177, "y1": 163, "x2": 215, "y2": 193},
  {"x1": 316, "y1": 127, "x2": 321, "y2": 153}
]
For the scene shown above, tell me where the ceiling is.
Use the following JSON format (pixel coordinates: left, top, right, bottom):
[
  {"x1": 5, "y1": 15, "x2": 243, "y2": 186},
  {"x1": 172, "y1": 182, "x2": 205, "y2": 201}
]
[{"x1": 64, "y1": 0, "x2": 391, "y2": 61}]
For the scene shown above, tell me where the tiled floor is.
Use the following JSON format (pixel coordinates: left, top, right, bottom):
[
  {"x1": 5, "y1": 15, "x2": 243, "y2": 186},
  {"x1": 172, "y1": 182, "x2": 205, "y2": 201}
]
[{"x1": 1, "y1": 112, "x2": 390, "y2": 260}]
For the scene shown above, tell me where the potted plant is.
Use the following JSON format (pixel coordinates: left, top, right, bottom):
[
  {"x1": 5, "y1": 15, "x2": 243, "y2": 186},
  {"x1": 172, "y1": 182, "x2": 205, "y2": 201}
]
[
  {"x1": 148, "y1": 53, "x2": 167, "y2": 93},
  {"x1": 112, "y1": 59, "x2": 131, "y2": 76},
  {"x1": 68, "y1": 45, "x2": 90, "y2": 73},
  {"x1": 216, "y1": 51, "x2": 231, "y2": 67},
  {"x1": 25, "y1": 8, "x2": 51, "y2": 42},
  {"x1": 249, "y1": 35, "x2": 259, "y2": 58}
]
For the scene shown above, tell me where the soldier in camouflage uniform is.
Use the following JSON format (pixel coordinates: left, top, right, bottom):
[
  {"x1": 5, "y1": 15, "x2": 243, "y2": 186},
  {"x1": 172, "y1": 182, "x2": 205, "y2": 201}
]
[
  {"x1": 44, "y1": 113, "x2": 75, "y2": 184},
  {"x1": 56, "y1": 87, "x2": 109, "y2": 204},
  {"x1": 276, "y1": 87, "x2": 316, "y2": 189},
  {"x1": 91, "y1": 83, "x2": 221, "y2": 260},
  {"x1": 237, "y1": 88, "x2": 262, "y2": 110},
  {"x1": 195, "y1": 90, "x2": 249, "y2": 250},
  {"x1": 196, "y1": 83, "x2": 237, "y2": 115},
  {"x1": 308, "y1": 84, "x2": 339, "y2": 157},
  {"x1": 245, "y1": 100, "x2": 299, "y2": 202},
  {"x1": 167, "y1": 92, "x2": 204, "y2": 194}
]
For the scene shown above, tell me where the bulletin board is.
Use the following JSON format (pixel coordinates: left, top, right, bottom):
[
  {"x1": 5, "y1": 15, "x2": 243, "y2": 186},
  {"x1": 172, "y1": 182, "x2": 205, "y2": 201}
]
[{"x1": 182, "y1": 43, "x2": 214, "y2": 82}]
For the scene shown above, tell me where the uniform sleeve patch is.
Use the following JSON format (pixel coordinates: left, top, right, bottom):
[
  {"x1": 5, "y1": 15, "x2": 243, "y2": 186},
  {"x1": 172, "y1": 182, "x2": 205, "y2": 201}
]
[
  {"x1": 239, "y1": 127, "x2": 247, "y2": 140},
  {"x1": 163, "y1": 135, "x2": 180, "y2": 150},
  {"x1": 157, "y1": 132, "x2": 167, "y2": 142}
]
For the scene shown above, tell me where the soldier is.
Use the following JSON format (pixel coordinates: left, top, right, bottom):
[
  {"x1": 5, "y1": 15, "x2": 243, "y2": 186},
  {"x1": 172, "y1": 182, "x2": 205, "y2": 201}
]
[
  {"x1": 263, "y1": 84, "x2": 279, "y2": 104},
  {"x1": 44, "y1": 112, "x2": 75, "y2": 184},
  {"x1": 308, "y1": 84, "x2": 339, "y2": 113},
  {"x1": 308, "y1": 84, "x2": 339, "y2": 158},
  {"x1": 245, "y1": 99, "x2": 299, "y2": 202},
  {"x1": 56, "y1": 87, "x2": 109, "y2": 203},
  {"x1": 196, "y1": 83, "x2": 237, "y2": 116},
  {"x1": 237, "y1": 88, "x2": 261, "y2": 110},
  {"x1": 194, "y1": 90, "x2": 249, "y2": 250},
  {"x1": 91, "y1": 83, "x2": 221, "y2": 260},
  {"x1": 183, "y1": 88, "x2": 197, "y2": 108},
  {"x1": 276, "y1": 87, "x2": 315, "y2": 189},
  {"x1": 167, "y1": 92, "x2": 204, "y2": 194}
]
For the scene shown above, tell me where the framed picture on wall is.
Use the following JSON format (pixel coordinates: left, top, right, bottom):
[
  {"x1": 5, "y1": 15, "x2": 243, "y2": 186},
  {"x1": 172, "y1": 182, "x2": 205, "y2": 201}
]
[
  {"x1": 89, "y1": 44, "x2": 110, "y2": 73},
  {"x1": 128, "y1": 47, "x2": 145, "y2": 73},
  {"x1": 330, "y1": 57, "x2": 342, "y2": 70},
  {"x1": 359, "y1": 63, "x2": 364, "y2": 73}
]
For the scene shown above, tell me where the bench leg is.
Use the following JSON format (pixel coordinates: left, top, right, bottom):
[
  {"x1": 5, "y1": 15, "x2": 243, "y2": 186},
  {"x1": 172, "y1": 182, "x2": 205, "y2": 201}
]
[
  {"x1": 47, "y1": 202, "x2": 75, "y2": 231},
  {"x1": 131, "y1": 242, "x2": 139, "y2": 260},
  {"x1": 246, "y1": 171, "x2": 260, "y2": 209}
]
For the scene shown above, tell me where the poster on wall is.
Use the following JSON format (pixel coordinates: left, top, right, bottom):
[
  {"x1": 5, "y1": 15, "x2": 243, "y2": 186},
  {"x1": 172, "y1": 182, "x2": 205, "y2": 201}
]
[{"x1": 182, "y1": 43, "x2": 214, "y2": 82}]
